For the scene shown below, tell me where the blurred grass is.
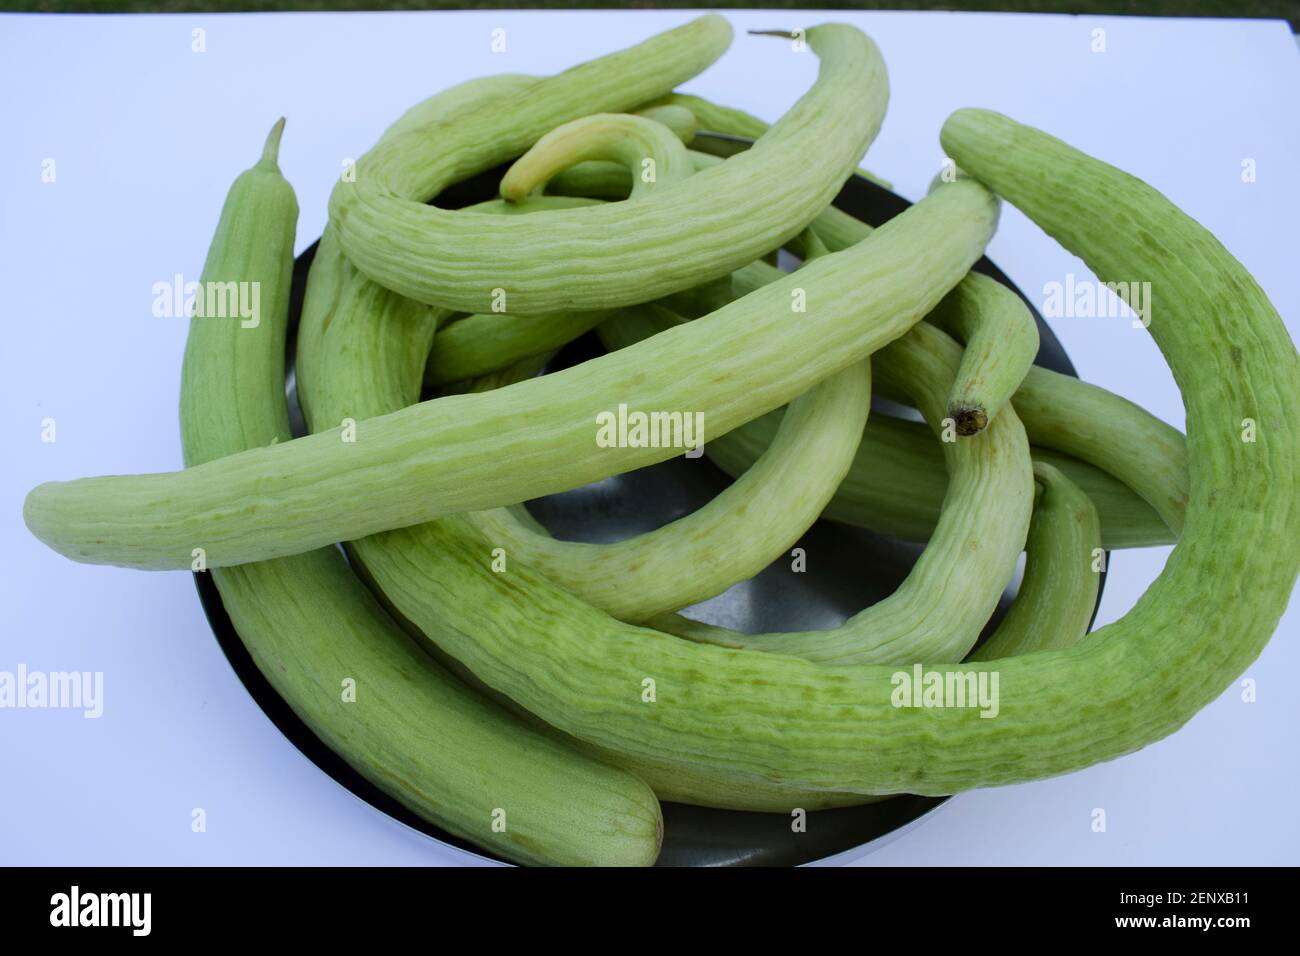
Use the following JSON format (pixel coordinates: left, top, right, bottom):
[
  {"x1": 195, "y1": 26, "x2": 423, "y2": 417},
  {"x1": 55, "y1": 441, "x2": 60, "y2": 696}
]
[{"x1": 2, "y1": 0, "x2": 1296, "y2": 29}]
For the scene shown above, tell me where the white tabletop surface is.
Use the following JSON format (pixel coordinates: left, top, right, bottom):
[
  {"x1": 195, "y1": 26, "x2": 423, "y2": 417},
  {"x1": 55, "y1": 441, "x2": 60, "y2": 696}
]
[{"x1": 2, "y1": 9, "x2": 1297, "y2": 866}]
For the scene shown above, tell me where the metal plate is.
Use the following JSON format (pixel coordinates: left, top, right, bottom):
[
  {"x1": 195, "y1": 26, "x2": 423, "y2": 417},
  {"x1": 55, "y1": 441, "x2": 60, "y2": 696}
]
[{"x1": 195, "y1": 148, "x2": 1103, "y2": 867}]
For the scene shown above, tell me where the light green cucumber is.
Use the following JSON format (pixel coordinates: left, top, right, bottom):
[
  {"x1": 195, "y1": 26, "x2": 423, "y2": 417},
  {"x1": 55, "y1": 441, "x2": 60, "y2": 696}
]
[
  {"x1": 629, "y1": 122, "x2": 1183, "y2": 526},
  {"x1": 421, "y1": 194, "x2": 607, "y2": 389},
  {"x1": 424, "y1": 307, "x2": 612, "y2": 387},
  {"x1": 470, "y1": 344, "x2": 871, "y2": 623},
  {"x1": 926, "y1": 271, "x2": 1039, "y2": 436},
  {"x1": 296, "y1": 220, "x2": 877, "y2": 814},
  {"x1": 603, "y1": 265, "x2": 1187, "y2": 544},
  {"x1": 971, "y1": 461, "x2": 1102, "y2": 661},
  {"x1": 178, "y1": 120, "x2": 661, "y2": 867},
  {"x1": 699, "y1": 408, "x2": 1173, "y2": 550},
  {"x1": 298, "y1": 196, "x2": 888, "y2": 815},
  {"x1": 423, "y1": 108, "x2": 691, "y2": 387},
  {"x1": 647, "y1": 319, "x2": 1034, "y2": 664},
  {"x1": 799, "y1": 171, "x2": 1191, "y2": 534},
  {"x1": 329, "y1": 21, "x2": 888, "y2": 314},
  {"x1": 337, "y1": 111, "x2": 1298, "y2": 799},
  {"x1": 500, "y1": 110, "x2": 696, "y2": 203},
  {"x1": 440, "y1": 117, "x2": 875, "y2": 623},
  {"x1": 652, "y1": 91, "x2": 891, "y2": 190},
  {"x1": 25, "y1": 178, "x2": 998, "y2": 570}
]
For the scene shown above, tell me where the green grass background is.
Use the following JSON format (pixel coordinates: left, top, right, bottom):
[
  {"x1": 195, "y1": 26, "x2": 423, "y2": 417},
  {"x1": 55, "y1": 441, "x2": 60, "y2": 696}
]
[{"x1": 2, "y1": 0, "x2": 1296, "y2": 30}]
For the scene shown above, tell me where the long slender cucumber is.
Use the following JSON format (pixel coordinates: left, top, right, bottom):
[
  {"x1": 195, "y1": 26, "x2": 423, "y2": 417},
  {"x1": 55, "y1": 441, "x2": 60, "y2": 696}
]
[
  {"x1": 926, "y1": 270, "x2": 1039, "y2": 435},
  {"x1": 459, "y1": 223, "x2": 873, "y2": 623},
  {"x1": 471, "y1": 347, "x2": 871, "y2": 623},
  {"x1": 647, "y1": 319, "x2": 1034, "y2": 664},
  {"x1": 337, "y1": 112, "x2": 1298, "y2": 799},
  {"x1": 329, "y1": 22, "x2": 887, "y2": 314},
  {"x1": 24, "y1": 179, "x2": 998, "y2": 569},
  {"x1": 602, "y1": 272, "x2": 1187, "y2": 544},
  {"x1": 970, "y1": 461, "x2": 1102, "y2": 661},
  {"x1": 178, "y1": 120, "x2": 661, "y2": 867},
  {"x1": 700, "y1": 409, "x2": 1174, "y2": 549}
]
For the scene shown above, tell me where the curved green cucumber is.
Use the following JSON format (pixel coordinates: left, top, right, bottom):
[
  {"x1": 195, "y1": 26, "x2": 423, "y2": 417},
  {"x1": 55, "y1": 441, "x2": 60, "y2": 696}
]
[
  {"x1": 603, "y1": 261, "x2": 1187, "y2": 544},
  {"x1": 424, "y1": 307, "x2": 613, "y2": 387},
  {"x1": 656, "y1": 139, "x2": 1183, "y2": 532},
  {"x1": 470, "y1": 350, "x2": 871, "y2": 623},
  {"x1": 422, "y1": 201, "x2": 611, "y2": 391},
  {"x1": 179, "y1": 121, "x2": 661, "y2": 867},
  {"x1": 295, "y1": 182, "x2": 1001, "y2": 808},
  {"x1": 24, "y1": 179, "x2": 998, "y2": 570},
  {"x1": 647, "y1": 319, "x2": 1033, "y2": 664},
  {"x1": 701, "y1": 409, "x2": 1173, "y2": 550},
  {"x1": 971, "y1": 461, "x2": 1101, "y2": 661},
  {"x1": 329, "y1": 21, "x2": 888, "y2": 314},
  {"x1": 632, "y1": 103, "x2": 700, "y2": 142},
  {"x1": 401, "y1": 107, "x2": 871, "y2": 625},
  {"x1": 538, "y1": 103, "x2": 702, "y2": 202},
  {"x1": 926, "y1": 270, "x2": 1039, "y2": 435},
  {"x1": 1010, "y1": 364, "x2": 1186, "y2": 535},
  {"x1": 424, "y1": 108, "x2": 695, "y2": 387},
  {"x1": 440, "y1": 123, "x2": 876, "y2": 623},
  {"x1": 297, "y1": 221, "x2": 881, "y2": 814},
  {"x1": 643, "y1": 94, "x2": 884, "y2": 256},
  {"x1": 544, "y1": 143, "x2": 720, "y2": 201},
  {"x1": 653, "y1": 91, "x2": 891, "y2": 190},
  {"x1": 298, "y1": 72, "x2": 545, "y2": 425},
  {"x1": 868, "y1": 336, "x2": 1188, "y2": 536},
  {"x1": 298, "y1": 219, "x2": 889, "y2": 815},
  {"x1": 500, "y1": 110, "x2": 696, "y2": 203},
  {"x1": 342, "y1": 111, "x2": 1298, "y2": 799},
  {"x1": 793, "y1": 169, "x2": 1191, "y2": 534}
]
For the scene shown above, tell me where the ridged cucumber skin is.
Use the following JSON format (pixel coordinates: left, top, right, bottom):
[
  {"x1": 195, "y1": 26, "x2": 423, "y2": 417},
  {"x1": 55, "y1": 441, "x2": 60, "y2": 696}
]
[
  {"x1": 768, "y1": 183, "x2": 1191, "y2": 539},
  {"x1": 337, "y1": 184, "x2": 1007, "y2": 800},
  {"x1": 23, "y1": 179, "x2": 997, "y2": 570},
  {"x1": 179, "y1": 125, "x2": 298, "y2": 470},
  {"x1": 971, "y1": 462, "x2": 1101, "y2": 661},
  {"x1": 213, "y1": 553, "x2": 663, "y2": 866},
  {"x1": 330, "y1": 21, "x2": 887, "y2": 315},
  {"x1": 468, "y1": 356, "x2": 872, "y2": 624},
  {"x1": 926, "y1": 270, "x2": 1039, "y2": 436},
  {"x1": 647, "y1": 320, "x2": 1036, "y2": 666},
  {"x1": 306, "y1": 76, "x2": 842, "y2": 813},
  {"x1": 353, "y1": 116, "x2": 1298, "y2": 797},
  {"x1": 602, "y1": 259, "x2": 1184, "y2": 549},
  {"x1": 297, "y1": 146, "x2": 1005, "y2": 815},
  {"x1": 179, "y1": 123, "x2": 662, "y2": 868},
  {"x1": 646, "y1": 92, "x2": 892, "y2": 190},
  {"x1": 702, "y1": 410, "x2": 1174, "y2": 550},
  {"x1": 295, "y1": 216, "x2": 896, "y2": 813}
]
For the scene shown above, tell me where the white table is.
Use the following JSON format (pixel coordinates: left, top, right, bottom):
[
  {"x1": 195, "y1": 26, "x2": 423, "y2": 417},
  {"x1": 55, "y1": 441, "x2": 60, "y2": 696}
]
[{"x1": 2, "y1": 9, "x2": 1297, "y2": 865}]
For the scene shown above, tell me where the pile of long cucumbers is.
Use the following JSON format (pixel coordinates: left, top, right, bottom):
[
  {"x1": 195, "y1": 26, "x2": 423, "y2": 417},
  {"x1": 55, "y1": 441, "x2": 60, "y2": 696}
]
[{"x1": 24, "y1": 16, "x2": 1299, "y2": 865}]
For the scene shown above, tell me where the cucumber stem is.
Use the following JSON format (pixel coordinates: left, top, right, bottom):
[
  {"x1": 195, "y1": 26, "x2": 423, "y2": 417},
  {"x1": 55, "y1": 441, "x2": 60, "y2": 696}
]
[{"x1": 260, "y1": 117, "x2": 286, "y2": 169}]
